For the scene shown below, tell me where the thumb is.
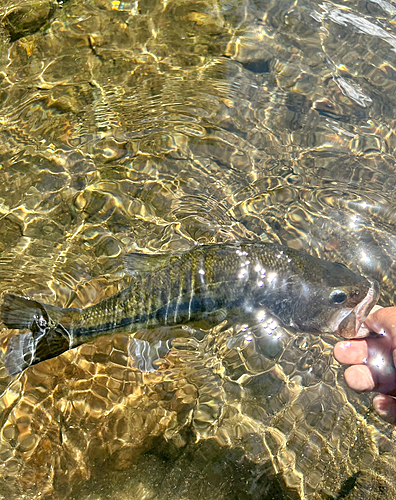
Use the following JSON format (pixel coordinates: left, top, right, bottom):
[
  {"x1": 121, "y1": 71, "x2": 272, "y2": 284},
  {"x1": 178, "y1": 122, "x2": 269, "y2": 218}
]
[{"x1": 364, "y1": 307, "x2": 396, "y2": 349}]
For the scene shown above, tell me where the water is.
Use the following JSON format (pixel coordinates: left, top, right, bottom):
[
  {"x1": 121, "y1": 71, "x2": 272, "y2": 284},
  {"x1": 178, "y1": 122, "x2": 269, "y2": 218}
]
[{"x1": 0, "y1": 0, "x2": 396, "y2": 498}]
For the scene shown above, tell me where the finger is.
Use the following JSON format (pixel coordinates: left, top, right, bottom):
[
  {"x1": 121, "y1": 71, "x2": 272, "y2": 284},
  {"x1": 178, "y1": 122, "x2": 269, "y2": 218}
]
[
  {"x1": 339, "y1": 335, "x2": 396, "y2": 394},
  {"x1": 344, "y1": 365, "x2": 396, "y2": 395},
  {"x1": 343, "y1": 357, "x2": 396, "y2": 395},
  {"x1": 373, "y1": 394, "x2": 396, "y2": 425},
  {"x1": 344, "y1": 365, "x2": 375, "y2": 392},
  {"x1": 334, "y1": 335, "x2": 392, "y2": 365},
  {"x1": 355, "y1": 305, "x2": 383, "y2": 337},
  {"x1": 334, "y1": 340, "x2": 369, "y2": 365}
]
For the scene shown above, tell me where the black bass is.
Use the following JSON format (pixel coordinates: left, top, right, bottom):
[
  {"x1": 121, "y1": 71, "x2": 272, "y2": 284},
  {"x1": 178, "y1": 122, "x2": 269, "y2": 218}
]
[{"x1": 1, "y1": 242, "x2": 379, "y2": 375}]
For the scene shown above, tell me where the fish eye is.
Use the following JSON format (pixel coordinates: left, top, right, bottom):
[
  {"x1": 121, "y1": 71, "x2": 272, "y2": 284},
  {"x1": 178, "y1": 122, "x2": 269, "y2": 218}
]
[{"x1": 329, "y1": 290, "x2": 348, "y2": 304}]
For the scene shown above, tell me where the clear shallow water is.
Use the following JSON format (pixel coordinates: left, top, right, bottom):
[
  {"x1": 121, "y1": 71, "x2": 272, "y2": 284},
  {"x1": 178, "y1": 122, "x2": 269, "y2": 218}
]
[{"x1": 0, "y1": 0, "x2": 396, "y2": 498}]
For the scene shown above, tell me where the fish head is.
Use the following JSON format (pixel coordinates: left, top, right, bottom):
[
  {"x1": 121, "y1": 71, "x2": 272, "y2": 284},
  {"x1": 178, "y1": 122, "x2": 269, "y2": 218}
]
[{"x1": 290, "y1": 260, "x2": 380, "y2": 338}]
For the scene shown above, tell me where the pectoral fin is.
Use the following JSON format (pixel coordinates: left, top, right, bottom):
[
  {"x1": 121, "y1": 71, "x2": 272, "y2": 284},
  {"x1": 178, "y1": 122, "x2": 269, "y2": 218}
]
[{"x1": 128, "y1": 338, "x2": 172, "y2": 372}]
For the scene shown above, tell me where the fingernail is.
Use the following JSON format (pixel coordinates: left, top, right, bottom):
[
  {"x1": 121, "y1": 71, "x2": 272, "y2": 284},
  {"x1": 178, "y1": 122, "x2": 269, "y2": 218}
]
[
  {"x1": 375, "y1": 397, "x2": 396, "y2": 425},
  {"x1": 377, "y1": 398, "x2": 394, "y2": 410},
  {"x1": 339, "y1": 342, "x2": 351, "y2": 349}
]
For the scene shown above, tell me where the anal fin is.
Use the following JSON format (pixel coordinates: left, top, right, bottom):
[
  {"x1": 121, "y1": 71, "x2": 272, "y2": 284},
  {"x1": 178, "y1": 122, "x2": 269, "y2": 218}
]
[{"x1": 128, "y1": 337, "x2": 172, "y2": 372}]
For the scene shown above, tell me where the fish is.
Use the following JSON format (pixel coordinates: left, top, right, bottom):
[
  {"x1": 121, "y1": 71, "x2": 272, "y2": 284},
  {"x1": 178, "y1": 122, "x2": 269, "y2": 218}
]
[{"x1": 1, "y1": 241, "x2": 380, "y2": 375}]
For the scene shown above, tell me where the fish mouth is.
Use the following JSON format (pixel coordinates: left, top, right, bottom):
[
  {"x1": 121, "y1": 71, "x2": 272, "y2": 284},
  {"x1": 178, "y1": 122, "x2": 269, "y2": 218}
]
[{"x1": 333, "y1": 279, "x2": 380, "y2": 339}]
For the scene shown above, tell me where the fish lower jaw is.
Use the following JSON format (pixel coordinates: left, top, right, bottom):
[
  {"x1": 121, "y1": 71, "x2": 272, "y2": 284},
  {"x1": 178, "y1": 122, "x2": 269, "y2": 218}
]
[
  {"x1": 328, "y1": 308, "x2": 354, "y2": 336},
  {"x1": 333, "y1": 279, "x2": 380, "y2": 339}
]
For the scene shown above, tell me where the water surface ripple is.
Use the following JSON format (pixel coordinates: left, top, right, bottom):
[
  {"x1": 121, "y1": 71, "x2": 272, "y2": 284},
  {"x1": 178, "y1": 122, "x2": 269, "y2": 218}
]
[{"x1": 0, "y1": 0, "x2": 396, "y2": 498}]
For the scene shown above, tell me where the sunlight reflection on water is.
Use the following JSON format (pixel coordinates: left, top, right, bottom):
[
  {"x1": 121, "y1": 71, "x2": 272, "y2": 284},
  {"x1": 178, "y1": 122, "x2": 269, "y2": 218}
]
[{"x1": 0, "y1": 0, "x2": 396, "y2": 498}]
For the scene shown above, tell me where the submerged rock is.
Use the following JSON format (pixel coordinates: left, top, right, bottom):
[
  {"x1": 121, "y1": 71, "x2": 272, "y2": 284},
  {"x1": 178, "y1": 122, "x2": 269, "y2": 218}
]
[{"x1": 1, "y1": 1, "x2": 58, "y2": 42}]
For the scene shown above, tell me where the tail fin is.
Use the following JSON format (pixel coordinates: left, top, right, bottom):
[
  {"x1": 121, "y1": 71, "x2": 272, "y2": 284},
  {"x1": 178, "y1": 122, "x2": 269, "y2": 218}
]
[
  {"x1": 1, "y1": 293, "x2": 64, "y2": 330},
  {"x1": 4, "y1": 325, "x2": 71, "y2": 375},
  {"x1": 1, "y1": 294, "x2": 72, "y2": 375}
]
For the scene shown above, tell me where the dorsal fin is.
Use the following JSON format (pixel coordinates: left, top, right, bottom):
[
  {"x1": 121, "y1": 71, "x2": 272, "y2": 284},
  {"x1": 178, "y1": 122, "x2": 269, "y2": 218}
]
[{"x1": 123, "y1": 251, "x2": 177, "y2": 278}]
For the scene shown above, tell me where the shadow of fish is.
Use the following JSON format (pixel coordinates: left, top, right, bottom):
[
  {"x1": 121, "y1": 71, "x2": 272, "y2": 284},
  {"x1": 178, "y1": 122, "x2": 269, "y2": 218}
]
[{"x1": 1, "y1": 242, "x2": 379, "y2": 375}]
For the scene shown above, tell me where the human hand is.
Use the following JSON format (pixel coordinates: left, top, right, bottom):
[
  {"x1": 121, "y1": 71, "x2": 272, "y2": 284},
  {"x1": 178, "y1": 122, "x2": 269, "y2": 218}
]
[{"x1": 334, "y1": 306, "x2": 396, "y2": 424}]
